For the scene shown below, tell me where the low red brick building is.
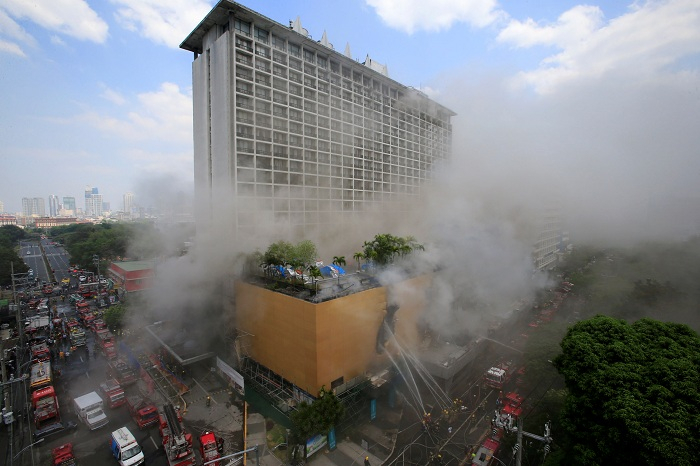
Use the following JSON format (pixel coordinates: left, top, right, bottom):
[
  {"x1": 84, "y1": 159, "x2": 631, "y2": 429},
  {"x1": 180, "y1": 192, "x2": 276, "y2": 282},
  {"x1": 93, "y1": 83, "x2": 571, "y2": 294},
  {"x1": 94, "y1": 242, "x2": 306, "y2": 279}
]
[{"x1": 107, "y1": 261, "x2": 154, "y2": 292}]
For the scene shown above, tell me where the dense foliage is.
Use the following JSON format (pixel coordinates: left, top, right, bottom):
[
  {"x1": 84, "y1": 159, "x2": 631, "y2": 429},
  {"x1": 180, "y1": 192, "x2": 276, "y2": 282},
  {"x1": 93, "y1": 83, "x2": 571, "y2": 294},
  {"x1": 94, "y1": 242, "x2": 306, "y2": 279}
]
[
  {"x1": 0, "y1": 225, "x2": 29, "y2": 286},
  {"x1": 290, "y1": 386, "x2": 345, "y2": 441},
  {"x1": 553, "y1": 315, "x2": 700, "y2": 466},
  {"x1": 103, "y1": 303, "x2": 127, "y2": 334},
  {"x1": 51, "y1": 222, "x2": 162, "y2": 271},
  {"x1": 355, "y1": 233, "x2": 424, "y2": 267},
  {"x1": 254, "y1": 240, "x2": 318, "y2": 274}
]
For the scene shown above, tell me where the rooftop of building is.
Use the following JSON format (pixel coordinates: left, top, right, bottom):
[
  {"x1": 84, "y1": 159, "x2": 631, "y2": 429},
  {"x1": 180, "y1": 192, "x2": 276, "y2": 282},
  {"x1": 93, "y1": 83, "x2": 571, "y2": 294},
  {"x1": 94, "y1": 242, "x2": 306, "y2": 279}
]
[
  {"x1": 180, "y1": 0, "x2": 456, "y2": 117},
  {"x1": 110, "y1": 260, "x2": 155, "y2": 272}
]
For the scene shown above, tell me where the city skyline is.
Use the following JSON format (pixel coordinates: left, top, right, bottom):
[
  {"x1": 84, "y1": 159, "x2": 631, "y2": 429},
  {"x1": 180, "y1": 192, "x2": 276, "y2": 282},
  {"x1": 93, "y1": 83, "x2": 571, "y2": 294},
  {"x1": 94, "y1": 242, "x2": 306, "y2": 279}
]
[{"x1": 1, "y1": 1, "x2": 700, "y2": 243}]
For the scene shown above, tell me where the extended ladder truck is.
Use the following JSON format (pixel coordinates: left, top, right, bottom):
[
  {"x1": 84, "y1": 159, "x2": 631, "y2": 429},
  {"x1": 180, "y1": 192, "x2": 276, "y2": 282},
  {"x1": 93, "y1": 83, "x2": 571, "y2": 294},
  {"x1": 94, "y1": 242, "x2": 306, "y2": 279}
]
[{"x1": 158, "y1": 403, "x2": 195, "y2": 466}]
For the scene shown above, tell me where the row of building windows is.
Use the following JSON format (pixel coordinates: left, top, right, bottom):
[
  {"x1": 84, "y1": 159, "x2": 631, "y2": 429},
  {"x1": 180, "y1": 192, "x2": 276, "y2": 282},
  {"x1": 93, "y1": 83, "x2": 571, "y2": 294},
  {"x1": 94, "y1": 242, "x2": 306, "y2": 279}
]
[
  {"x1": 234, "y1": 74, "x2": 450, "y2": 138},
  {"x1": 235, "y1": 203, "x2": 414, "y2": 230},
  {"x1": 232, "y1": 29, "x2": 450, "y2": 126},
  {"x1": 234, "y1": 183, "x2": 420, "y2": 200},
  {"x1": 235, "y1": 165, "x2": 430, "y2": 182}
]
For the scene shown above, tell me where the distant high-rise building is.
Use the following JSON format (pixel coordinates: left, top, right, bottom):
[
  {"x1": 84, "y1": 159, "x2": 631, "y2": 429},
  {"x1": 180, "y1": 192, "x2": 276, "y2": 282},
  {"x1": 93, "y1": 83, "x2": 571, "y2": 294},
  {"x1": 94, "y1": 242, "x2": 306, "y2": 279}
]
[
  {"x1": 181, "y1": 2, "x2": 455, "y2": 240},
  {"x1": 22, "y1": 197, "x2": 45, "y2": 217},
  {"x1": 0, "y1": 200, "x2": 4, "y2": 213},
  {"x1": 123, "y1": 192, "x2": 135, "y2": 215},
  {"x1": 48, "y1": 195, "x2": 59, "y2": 217},
  {"x1": 63, "y1": 197, "x2": 76, "y2": 213},
  {"x1": 102, "y1": 201, "x2": 110, "y2": 212},
  {"x1": 84, "y1": 187, "x2": 103, "y2": 217}
]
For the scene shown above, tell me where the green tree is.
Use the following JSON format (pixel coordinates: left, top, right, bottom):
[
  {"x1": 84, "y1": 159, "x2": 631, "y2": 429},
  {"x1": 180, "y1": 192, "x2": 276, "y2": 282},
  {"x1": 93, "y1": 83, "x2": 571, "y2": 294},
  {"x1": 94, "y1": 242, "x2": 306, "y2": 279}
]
[
  {"x1": 358, "y1": 233, "x2": 424, "y2": 267},
  {"x1": 0, "y1": 225, "x2": 29, "y2": 286},
  {"x1": 353, "y1": 252, "x2": 364, "y2": 271},
  {"x1": 290, "y1": 386, "x2": 345, "y2": 441},
  {"x1": 103, "y1": 303, "x2": 128, "y2": 334},
  {"x1": 331, "y1": 256, "x2": 345, "y2": 266},
  {"x1": 554, "y1": 315, "x2": 700, "y2": 466}
]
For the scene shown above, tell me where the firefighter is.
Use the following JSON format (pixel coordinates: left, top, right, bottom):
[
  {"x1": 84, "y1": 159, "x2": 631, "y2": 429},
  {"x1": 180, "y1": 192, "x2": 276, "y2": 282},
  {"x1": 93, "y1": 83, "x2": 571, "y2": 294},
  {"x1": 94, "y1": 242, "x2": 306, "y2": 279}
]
[
  {"x1": 364, "y1": 456, "x2": 370, "y2": 466},
  {"x1": 206, "y1": 395, "x2": 211, "y2": 407}
]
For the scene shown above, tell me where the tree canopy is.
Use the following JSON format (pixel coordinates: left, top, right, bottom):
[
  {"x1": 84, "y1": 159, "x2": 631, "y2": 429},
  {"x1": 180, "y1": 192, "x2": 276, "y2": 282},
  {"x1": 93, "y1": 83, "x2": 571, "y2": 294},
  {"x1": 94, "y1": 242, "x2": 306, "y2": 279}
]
[
  {"x1": 51, "y1": 222, "x2": 162, "y2": 271},
  {"x1": 290, "y1": 386, "x2": 345, "y2": 441},
  {"x1": 356, "y1": 233, "x2": 424, "y2": 267},
  {"x1": 553, "y1": 315, "x2": 700, "y2": 466},
  {"x1": 260, "y1": 240, "x2": 318, "y2": 270},
  {"x1": 0, "y1": 225, "x2": 29, "y2": 286}
]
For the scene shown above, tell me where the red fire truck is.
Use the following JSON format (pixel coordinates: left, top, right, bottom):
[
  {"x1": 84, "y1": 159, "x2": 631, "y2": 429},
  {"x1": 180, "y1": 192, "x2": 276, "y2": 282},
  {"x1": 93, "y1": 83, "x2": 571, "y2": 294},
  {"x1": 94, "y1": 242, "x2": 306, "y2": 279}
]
[
  {"x1": 99, "y1": 379, "x2": 126, "y2": 409},
  {"x1": 483, "y1": 361, "x2": 516, "y2": 391},
  {"x1": 33, "y1": 385, "x2": 63, "y2": 437},
  {"x1": 31, "y1": 341, "x2": 51, "y2": 362},
  {"x1": 199, "y1": 431, "x2": 222, "y2": 466},
  {"x1": 126, "y1": 395, "x2": 159, "y2": 429},
  {"x1": 107, "y1": 358, "x2": 137, "y2": 386},
  {"x1": 96, "y1": 329, "x2": 117, "y2": 359},
  {"x1": 159, "y1": 403, "x2": 195, "y2": 466},
  {"x1": 52, "y1": 443, "x2": 77, "y2": 466}
]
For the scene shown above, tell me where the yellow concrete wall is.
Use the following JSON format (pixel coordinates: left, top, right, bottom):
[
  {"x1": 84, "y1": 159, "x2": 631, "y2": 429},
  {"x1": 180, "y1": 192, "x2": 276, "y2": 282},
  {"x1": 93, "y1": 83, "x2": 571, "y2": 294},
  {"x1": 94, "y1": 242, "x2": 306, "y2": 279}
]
[{"x1": 234, "y1": 274, "x2": 432, "y2": 395}]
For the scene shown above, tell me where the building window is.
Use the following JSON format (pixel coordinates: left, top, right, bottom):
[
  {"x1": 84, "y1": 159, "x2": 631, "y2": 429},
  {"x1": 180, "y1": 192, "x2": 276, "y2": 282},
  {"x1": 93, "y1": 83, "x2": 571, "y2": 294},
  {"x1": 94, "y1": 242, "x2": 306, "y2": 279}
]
[
  {"x1": 303, "y1": 48, "x2": 315, "y2": 63},
  {"x1": 234, "y1": 18, "x2": 251, "y2": 36},
  {"x1": 271, "y1": 34, "x2": 286, "y2": 51},
  {"x1": 289, "y1": 42, "x2": 301, "y2": 58},
  {"x1": 317, "y1": 55, "x2": 327, "y2": 69},
  {"x1": 254, "y1": 26, "x2": 269, "y2": 43}
]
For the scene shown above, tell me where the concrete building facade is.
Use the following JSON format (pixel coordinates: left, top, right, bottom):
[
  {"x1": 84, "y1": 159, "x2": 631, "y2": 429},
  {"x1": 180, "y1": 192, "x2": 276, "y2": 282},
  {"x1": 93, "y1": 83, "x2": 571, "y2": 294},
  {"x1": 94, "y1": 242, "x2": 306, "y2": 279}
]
[{"x1": 181, "y1": 1, "x2": 454, "y2": 241}]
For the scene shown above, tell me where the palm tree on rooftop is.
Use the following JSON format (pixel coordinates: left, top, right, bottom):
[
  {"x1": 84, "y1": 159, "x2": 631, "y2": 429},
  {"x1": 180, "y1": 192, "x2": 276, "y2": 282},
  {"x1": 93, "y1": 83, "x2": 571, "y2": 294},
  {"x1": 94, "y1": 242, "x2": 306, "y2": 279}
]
[{"x1": 353, "y1": 252, "x2": 364, "y2": 271}]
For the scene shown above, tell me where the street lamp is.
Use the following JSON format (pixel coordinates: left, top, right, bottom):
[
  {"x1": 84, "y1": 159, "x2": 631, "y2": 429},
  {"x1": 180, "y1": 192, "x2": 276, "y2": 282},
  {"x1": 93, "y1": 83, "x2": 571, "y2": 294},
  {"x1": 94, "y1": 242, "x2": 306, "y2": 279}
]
[{"x1": 12, "y1": 437, "x2": 44, "y2": 462}]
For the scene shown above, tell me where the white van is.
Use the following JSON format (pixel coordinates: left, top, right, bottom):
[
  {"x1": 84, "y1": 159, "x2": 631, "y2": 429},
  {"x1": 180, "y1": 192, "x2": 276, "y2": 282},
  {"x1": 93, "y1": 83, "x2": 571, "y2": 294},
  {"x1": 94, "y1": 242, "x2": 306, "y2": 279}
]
[{"x1": 110, "y1": 427, "x2": 145, "y2": 466}]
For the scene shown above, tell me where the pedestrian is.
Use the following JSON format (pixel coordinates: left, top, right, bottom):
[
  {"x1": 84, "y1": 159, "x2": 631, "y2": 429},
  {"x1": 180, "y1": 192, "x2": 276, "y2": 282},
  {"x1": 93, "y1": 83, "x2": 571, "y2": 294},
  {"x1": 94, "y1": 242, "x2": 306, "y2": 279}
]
[
  {"x1": 59, "y1": 351, "x2": 64, "y2": 361},
  {"x1": 448, "y1": 426, "x2": 452, "y2": 435},
  {"x1": 364, "y1": 456, "x2": 370, "y2": 466}
]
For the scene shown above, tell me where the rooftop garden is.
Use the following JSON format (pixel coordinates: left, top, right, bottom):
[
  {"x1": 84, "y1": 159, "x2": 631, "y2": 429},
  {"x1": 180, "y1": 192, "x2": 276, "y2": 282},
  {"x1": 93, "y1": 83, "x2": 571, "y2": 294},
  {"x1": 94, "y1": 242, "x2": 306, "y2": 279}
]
[{"x1": 245, "y1": 234, "x2": 425, "y2": 302}]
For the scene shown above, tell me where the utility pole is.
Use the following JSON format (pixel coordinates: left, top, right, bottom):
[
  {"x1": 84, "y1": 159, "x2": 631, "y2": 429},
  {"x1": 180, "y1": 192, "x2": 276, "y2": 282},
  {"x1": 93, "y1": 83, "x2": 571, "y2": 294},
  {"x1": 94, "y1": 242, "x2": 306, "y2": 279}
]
[
  {"x1": 512, "y1": 417, "x2": 552, "y2": 466},
  {"x1": 10, "y1": 262, "x2": 29, "y2": 348}
]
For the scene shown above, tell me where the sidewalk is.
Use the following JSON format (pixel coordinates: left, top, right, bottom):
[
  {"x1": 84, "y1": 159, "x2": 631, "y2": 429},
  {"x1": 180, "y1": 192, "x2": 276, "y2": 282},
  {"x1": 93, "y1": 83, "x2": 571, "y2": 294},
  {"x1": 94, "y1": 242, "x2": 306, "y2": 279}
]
[{"x1": 247, "y1": 411, "x2": 393, "y2": 466}]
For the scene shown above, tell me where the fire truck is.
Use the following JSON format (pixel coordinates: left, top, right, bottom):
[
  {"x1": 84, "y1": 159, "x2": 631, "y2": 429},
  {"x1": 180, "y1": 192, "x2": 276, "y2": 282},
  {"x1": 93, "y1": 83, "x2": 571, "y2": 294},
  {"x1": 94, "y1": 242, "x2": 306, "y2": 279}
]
[
  {"x1": 199, "y1": 431, "x2": 222, "y2": 466},
  {"x1": 483, "y1": 361, "x2": 516, "y2": 390},
  {"x1": 108, "y1": 358, "x2": 137, "y2": 386},
  {"x1": 79, "y1": 282, "x2": 100, "y2": 298},
  {"x1": 33, "y1": 385, "x2": 63, "y2": 437},
  {"x1": 31, "y1": 341, "x2": 51, "y2": 362},
  {"x1": 501, "y1": 392, "x2": 524, "y2": 419},
  {"x1": 91, "y1": 318, "x2": 107, "y2": 333},
  {"x1": 69, "y1": 326, "x2": 86, "y2": 347},
  {"x1": 471, "y1": 436, "x2": 501, "y2": 466},
  {"x1": 158, "y1": 403, "x2": 195, "y2": 466},
  {"x1": 96, "y1": 329, "x2": 118, "y2": 359},
  {"x1": 126, "y1": 395, "x2": 159, "y2": 429},
  {"x1": 52, "y1": 443, "x2": 77, "y2": 466},
  {"x1": 100, "y1": 379, "x2": 126, "y2": 409},
  {"x1": 30, "y1": 361, "x2": 52, "y2": 391}
]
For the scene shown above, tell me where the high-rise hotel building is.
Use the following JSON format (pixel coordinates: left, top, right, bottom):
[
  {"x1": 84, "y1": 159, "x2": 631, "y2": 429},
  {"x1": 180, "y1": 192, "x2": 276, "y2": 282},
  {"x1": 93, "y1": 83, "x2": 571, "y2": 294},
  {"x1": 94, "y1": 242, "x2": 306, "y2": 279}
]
[{"x1": 181, "y1": 1, "x2": 455, "y2": 241}]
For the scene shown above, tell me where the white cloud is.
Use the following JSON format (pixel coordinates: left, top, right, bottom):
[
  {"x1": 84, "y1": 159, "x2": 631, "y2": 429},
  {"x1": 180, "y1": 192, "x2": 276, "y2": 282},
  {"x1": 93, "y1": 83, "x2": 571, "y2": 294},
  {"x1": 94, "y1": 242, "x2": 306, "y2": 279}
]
[
  {"x1": 84, "y1": 82, "x2": 192, "y2": 144},
  {"x1": 1, "y1": 0, "x2": 108, "y2": 43},
  {"x1": 111, "y1": 0, "x2": 212, "y2": 48},
  {"x1": 50, "y1": 35, "x2": 66, "y2": 46},
  {"x1": 0, "y1": 8, "x2": 36, "y2": 55},
  {"x1": 498, "y1": 0, "x2": 700, "y2": 93},
  {"x1": 99, "y1": 85, "x2": 126, "y2": 106},
  {"x1": 366, "y1": 0, "x2": 504, "y2": 33},
  {"x1": 0, "y1": 39, "x2": 26, "y2": 57}
]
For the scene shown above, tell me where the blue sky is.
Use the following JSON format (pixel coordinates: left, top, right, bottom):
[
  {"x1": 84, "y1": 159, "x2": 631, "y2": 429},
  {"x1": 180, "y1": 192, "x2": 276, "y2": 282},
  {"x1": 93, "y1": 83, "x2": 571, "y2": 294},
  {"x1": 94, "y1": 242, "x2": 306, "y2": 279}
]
[{"x1": 1, "y1": 0, "x2": 699, "y2": 239}]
